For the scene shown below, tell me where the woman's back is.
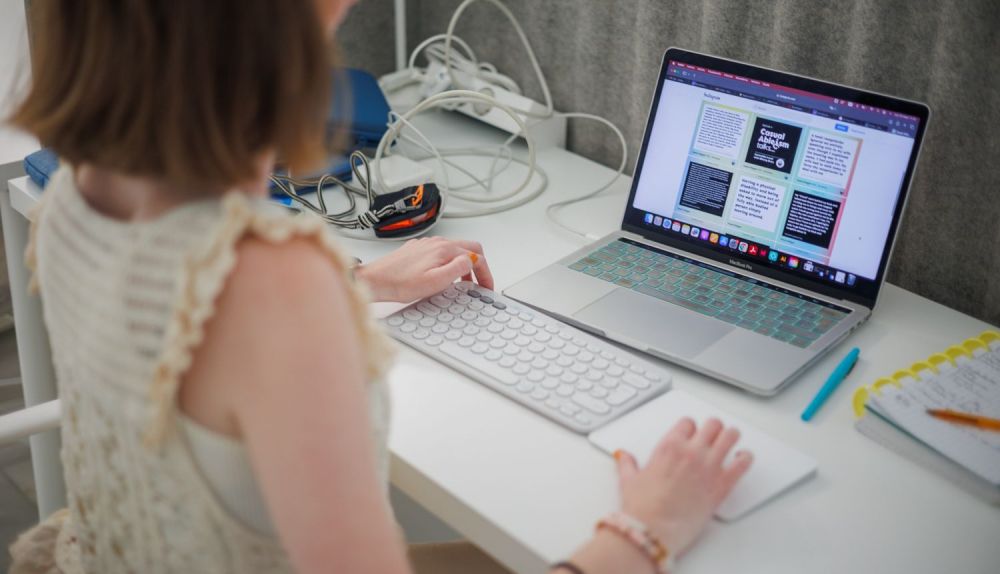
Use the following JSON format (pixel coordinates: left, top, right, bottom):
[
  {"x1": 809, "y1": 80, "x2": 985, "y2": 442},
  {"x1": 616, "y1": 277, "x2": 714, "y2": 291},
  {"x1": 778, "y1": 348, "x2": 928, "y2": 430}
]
[{"x1": 22, "y1": 166, "x2": 392, "y2": 573}]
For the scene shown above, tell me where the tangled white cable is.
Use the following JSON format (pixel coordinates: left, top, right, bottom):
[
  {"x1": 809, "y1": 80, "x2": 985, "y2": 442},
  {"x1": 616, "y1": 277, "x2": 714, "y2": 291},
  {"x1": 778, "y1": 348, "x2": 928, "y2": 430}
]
[{"x1": 371, "y1": 0, "x2": 629, "y2": 239}]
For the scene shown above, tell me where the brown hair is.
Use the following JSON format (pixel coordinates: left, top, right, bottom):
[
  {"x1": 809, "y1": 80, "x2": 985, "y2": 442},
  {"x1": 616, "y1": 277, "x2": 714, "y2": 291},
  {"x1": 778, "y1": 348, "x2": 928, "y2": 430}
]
[{"x1": 11, "y1": 1, "x2": 331, "y2": 190}]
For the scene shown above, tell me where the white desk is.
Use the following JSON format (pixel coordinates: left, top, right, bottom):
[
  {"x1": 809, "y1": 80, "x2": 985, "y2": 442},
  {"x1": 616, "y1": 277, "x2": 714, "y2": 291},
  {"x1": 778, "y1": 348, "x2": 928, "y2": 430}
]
[{"x1": 5, "y1": 110, "x2": 999, "y2": 573}]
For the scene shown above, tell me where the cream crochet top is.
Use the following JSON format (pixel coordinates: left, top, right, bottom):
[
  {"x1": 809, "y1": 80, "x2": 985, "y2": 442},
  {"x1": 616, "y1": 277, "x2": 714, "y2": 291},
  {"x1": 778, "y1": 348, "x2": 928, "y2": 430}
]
[{"x1": 9, "y1": 166, "x2": 394, "y2": 573}]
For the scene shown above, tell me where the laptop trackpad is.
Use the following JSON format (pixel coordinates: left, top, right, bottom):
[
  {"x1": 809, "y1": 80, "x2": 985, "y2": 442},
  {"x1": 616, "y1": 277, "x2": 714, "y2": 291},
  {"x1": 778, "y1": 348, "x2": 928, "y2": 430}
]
[{"x1": 573, "y1": 288, "x2": 732, "y2": 359}]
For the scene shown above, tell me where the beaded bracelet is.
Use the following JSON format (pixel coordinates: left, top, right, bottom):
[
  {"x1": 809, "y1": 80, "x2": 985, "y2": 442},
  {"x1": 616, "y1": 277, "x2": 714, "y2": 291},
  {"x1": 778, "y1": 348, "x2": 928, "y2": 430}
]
[{"x1": 596, "y1": 511, "x2": 675, "y2": 574}]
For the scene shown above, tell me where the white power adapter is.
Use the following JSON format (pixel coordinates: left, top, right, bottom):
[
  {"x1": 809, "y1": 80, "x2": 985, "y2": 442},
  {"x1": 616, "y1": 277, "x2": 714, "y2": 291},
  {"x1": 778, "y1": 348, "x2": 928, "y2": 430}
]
[
  {"x1": 369, "y1": 154, "x2": 436, "y2": 194},
  {"x1": 419, "y1": 61, "x2": 567, "y2": 149}
]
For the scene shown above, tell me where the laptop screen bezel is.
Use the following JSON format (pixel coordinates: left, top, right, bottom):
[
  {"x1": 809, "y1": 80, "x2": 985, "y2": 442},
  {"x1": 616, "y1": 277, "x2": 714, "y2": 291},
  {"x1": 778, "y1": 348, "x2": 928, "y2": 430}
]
[{"x1": 620, "y1": 48, "x2": 929, "y2": 309}]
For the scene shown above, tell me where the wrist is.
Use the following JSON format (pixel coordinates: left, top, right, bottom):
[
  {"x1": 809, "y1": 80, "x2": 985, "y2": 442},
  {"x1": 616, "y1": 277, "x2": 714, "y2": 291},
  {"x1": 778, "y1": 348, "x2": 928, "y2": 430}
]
[
  {"x1": 353, "y1": 263, "x2": 394, "y2": 302},
  {"x1": 623, "y1": 506, "x2": 680, "y2": 557},
  {"x1": 569, "y1": 529, "x2": 655, "y2": 574},
  {"x1": 597, "y1": 511, "x2": 676, "y2": 574}
]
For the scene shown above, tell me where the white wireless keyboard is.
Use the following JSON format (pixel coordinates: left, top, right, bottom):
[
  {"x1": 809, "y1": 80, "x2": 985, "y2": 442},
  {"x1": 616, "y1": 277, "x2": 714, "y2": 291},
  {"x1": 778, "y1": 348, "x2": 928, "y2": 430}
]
[{"x1": 383, "y1": 282, "x2": 673, "y2": 433}]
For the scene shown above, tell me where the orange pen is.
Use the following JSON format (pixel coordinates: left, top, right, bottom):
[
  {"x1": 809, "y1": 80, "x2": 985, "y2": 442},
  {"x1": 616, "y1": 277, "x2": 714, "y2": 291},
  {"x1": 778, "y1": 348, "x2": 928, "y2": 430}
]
[{"x1": 927, "y1": 409, "x2": 1000, "y2": 432}]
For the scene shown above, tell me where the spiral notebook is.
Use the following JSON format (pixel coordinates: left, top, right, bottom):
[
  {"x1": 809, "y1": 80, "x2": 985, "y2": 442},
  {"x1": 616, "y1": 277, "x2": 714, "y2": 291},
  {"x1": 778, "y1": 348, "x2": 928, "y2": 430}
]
[{"x1": 852, "y1": 331, "x2": 1000, "y2": 504}]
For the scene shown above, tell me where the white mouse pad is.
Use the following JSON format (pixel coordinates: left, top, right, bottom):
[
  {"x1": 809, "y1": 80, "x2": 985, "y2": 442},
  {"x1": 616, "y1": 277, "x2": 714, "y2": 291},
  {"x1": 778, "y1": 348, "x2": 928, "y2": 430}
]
[{"x1": 589, "y1": 390, "x2": 817, "y2": 521}]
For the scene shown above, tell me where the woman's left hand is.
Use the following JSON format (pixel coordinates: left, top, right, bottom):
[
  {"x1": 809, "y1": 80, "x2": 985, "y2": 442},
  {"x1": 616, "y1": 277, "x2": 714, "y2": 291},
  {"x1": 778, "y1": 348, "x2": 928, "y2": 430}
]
[{"x1": 354, "y1": 236, "x2": 494, "y2": 303}]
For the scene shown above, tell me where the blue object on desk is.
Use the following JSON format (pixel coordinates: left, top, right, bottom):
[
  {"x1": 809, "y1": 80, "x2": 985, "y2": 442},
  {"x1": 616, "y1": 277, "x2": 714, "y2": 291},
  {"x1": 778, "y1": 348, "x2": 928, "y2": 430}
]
[
  {"x1": 269, "y1": 68, "x2": 389, "y2": 198},
  {"x1": 801, "y1": 347, "x2": 860, "y2": 422},
  {"x1": 329, "y1": 68, "x2": 392, "y2": 149},
  {"x1": 23, "y1": 148, "x2": 60, "y2": 189}
]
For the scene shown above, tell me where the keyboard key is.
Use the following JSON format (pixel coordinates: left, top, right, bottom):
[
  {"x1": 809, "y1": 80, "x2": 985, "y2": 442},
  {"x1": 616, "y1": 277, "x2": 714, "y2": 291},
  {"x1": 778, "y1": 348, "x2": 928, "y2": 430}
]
[
  {"x1": 440, "y1": 343, "x2": 518, "y2": 385},
  {"x1": 560, "y1": 372, "x2": 579, "y2": 384},
  {"x1": 573, "y1": 392, "x2": 611, "y2": 414},
  {"x1": 607, "y1": 386, "x2": 637, "y2": 406},
  {"x1": 417, "y1": 302, "x2": 440, "y2": 316},
  {"x1": 560, "y1": 403, "x2": 581, "y2": 416},
  {"x1": 623, "y1": 373, "x2": 651, "y2": 389}
]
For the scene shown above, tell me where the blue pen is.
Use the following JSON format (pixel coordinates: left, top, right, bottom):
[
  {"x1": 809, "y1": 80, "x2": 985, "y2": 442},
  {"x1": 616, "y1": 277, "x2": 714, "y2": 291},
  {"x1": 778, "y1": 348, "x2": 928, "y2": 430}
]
[{"x1": 801, "y1": 347, "x2": 861, "y2": 422}]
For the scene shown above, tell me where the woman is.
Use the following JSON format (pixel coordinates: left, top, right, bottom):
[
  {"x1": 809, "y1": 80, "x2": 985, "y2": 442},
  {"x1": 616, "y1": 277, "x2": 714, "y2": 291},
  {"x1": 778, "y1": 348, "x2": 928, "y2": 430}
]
[{"x1": 8, "y1": 1, "x2": 752, "y2": 573}]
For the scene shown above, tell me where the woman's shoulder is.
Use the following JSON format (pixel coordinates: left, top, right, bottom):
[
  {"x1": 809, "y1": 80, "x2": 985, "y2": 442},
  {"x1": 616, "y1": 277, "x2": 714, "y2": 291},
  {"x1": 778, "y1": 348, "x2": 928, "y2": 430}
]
[{"x1": 147, "y1": 192, "x2": 396, "y2": 445}]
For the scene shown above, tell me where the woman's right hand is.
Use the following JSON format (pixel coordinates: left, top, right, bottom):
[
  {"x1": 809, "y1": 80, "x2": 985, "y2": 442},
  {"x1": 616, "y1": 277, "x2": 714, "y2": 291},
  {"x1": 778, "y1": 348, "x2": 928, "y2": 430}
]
[{"x1": 613, "y1": 418, "x2": 753, "y2": 559}]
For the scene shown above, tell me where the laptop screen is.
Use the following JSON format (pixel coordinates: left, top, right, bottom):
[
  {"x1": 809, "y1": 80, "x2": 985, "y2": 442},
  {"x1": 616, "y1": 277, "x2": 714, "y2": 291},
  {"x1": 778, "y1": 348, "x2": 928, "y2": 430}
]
[{"x1": 623, "y1": 49, "x2": 928, "y2": 307}]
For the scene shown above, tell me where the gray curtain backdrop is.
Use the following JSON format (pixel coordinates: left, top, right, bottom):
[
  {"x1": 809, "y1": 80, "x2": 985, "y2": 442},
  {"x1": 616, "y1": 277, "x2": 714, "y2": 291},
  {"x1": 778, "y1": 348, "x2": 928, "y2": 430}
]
[{"x1": 340, "y1": 0, "x2": 1000, "y2": 327}]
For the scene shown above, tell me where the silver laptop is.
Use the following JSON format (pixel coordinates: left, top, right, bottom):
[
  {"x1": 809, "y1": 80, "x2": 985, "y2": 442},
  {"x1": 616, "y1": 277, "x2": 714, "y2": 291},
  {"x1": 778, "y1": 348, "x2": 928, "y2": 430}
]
[{"x1": 505, "y1": 48, "x2": 929, "y2": 395}]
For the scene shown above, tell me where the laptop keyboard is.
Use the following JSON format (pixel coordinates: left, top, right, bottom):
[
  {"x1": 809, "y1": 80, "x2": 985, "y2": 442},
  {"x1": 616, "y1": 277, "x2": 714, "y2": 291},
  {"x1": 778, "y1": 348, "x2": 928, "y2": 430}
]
[{"x1": 568, "y1": 239, "x2": 849, "y2": 348}]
